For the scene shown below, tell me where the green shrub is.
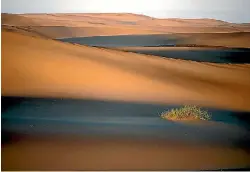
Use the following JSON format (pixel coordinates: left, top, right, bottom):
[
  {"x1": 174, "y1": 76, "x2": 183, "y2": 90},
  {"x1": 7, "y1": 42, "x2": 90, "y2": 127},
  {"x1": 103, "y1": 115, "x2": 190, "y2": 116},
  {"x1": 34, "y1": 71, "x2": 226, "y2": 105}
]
[{"x1": 160, "y1": 105, "x2": 211, "y2": 121}]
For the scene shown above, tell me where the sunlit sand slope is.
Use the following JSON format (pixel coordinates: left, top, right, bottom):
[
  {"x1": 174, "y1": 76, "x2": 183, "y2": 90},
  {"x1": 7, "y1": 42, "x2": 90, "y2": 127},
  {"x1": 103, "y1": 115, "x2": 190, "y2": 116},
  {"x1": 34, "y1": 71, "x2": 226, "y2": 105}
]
[{"x1": 2, "y1": 31, "x2": 250, "y2": 111}]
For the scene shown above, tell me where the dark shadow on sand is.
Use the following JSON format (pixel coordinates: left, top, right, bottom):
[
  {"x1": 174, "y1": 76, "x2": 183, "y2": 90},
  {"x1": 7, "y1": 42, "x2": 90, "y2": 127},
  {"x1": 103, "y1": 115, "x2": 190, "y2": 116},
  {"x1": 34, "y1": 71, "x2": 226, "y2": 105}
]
[
  {"x1": 2, "y1": 96, "x2": 250, "y2": 148},
  {"x1": 58, "y1": 35, "x2": 250, "y2": 63}
]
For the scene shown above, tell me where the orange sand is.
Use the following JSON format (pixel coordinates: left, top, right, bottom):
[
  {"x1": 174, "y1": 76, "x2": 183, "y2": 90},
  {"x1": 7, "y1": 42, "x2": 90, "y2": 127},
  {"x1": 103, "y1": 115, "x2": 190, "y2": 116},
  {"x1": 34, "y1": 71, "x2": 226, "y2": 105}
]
[
  {"x1": 2, "y1": 136, "x2": 250, "y2": 170},
  {"x1": 2, "y1": 13, "x2": 250, "y2": 48},
  {"x1": 2, "y1": 31, "x2": 250, "y2": 111}
]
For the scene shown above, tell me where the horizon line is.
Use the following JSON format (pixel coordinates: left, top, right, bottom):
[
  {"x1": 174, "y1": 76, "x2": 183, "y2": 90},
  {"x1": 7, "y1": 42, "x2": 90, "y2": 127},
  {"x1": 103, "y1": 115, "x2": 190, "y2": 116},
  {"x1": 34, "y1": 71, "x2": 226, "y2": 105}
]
[{"x1": 2, "y1": 12, "x2": 244, "y2": 24}]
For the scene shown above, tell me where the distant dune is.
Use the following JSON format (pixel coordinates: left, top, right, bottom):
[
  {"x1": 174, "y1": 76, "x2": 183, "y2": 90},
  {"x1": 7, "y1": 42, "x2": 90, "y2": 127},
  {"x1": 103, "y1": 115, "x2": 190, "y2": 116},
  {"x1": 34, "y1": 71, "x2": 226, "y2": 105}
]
[
  {"x1": 174, "y1": 32, "x2": 250, "y2": 48},
  {"x1": 2, "y1": 30, "x2": 250, "y2": 111},
  {"x1": 2, "y1": 13, "x2": 250, "y2": 36},
  {"x1": 2, "y1": 13, "x2": 250, "y2": 48}
]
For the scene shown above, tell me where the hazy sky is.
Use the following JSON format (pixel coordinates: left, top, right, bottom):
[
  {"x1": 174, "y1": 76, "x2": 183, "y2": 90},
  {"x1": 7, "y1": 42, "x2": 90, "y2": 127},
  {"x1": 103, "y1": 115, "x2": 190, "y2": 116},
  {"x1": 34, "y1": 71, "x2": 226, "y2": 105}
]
[{"x1": 2, "y1": 0, "x2": 250, "y2": 23}]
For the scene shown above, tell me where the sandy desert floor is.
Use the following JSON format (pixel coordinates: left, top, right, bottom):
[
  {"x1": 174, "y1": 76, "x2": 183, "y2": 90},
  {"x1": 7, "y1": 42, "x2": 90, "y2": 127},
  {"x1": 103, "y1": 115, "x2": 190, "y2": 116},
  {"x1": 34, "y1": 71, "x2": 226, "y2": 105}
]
[
  {"x1": 2, "y1": 135, "x2": 250, "y2": 171},
  {"x1": 2, "y1": 13, "x2": 250, "y2": 170}
]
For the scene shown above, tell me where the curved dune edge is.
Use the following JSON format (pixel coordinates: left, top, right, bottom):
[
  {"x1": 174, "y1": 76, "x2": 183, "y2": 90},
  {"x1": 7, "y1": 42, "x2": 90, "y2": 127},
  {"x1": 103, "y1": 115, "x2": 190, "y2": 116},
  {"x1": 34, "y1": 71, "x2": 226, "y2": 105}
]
[{"x1": 2, "y1": 31, "x2": 250, "y2": 111}]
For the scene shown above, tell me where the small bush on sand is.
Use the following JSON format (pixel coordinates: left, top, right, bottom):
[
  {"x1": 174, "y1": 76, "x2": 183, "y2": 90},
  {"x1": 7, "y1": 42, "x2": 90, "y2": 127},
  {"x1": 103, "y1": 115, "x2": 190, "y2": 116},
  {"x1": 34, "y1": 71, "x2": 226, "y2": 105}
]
[{"x1": 160, "y1": 105, "x2": 211, "y2": 121}]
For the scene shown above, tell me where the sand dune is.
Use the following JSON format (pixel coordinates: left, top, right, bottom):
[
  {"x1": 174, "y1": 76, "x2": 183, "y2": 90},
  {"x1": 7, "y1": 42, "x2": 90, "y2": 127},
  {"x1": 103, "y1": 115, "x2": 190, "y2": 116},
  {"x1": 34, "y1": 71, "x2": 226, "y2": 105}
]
[
  {"x1": 18, "y1": 13, "x2": 247, "y2": 29},
  {"x1": 174, "y1": 32, "x2": 250, "y2": 48},
  {"x1": 2, "y1": 31, "x2": 250, "y2": 111},
  {"x1": 2, "y1": 13, "x2": 250, "y2": 48},
  {"x1": 2, "y1": 13, "x2": 250, "y2": 39},
  {"x1": 1, "y1": 13, "x2": 38, "y2": 26},
  {"x1": 2, "y1": 13, "x2": 250, "y2": 171}
]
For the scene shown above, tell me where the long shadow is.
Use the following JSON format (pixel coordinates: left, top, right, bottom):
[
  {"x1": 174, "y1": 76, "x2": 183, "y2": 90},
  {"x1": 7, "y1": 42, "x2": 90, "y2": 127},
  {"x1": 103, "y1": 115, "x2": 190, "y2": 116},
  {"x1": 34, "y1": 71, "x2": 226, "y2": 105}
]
[
  {"x1": 58, "y1": 35, "x2": 250, "y2": 63},
  {"x1": 2, "y1": 96, "x2": 250, "y2": 147},
  {"x1": 126, "y1": 49, "x2": 250, "y2": 63},
  {"x1": 58, "y1": 34, "x2": 180, "y2": 47}
]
